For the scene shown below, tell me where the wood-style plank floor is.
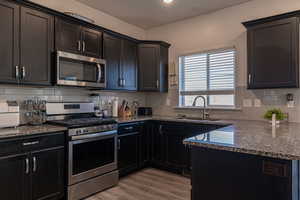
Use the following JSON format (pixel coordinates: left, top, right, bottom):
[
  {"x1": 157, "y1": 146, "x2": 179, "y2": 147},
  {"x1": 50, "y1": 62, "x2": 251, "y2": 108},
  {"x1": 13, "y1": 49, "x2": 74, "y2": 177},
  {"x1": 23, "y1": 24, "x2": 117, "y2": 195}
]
[{"x1": 85, "y1": 168, "x2": 191, "y2": 200}]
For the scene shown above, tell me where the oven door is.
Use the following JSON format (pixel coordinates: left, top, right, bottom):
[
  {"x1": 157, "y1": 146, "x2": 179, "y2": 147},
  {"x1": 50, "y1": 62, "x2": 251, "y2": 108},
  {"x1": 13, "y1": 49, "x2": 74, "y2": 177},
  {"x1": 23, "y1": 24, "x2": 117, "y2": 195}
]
[
  {"x1": 68, "y1": 130, "x2": 117, "y2": 185},
  {"x1": 57, "y1": 51, "x2": 106, "y2": 88}
]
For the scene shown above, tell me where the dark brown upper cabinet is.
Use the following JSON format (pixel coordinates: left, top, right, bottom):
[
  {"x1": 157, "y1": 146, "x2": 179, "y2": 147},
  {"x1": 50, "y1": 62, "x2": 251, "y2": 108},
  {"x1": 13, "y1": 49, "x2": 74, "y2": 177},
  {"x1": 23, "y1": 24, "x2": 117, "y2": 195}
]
[
  {"x1": 55, "y1": 18, "x2": 102, "y2": 58},
  {"x1": 244, "y1": 16, "x2": 299, "y2": 89},
  {"x1": 20, "y1": 7, "x2": 53, "y2": 85},
  {"x1": 0, "y1": 0, "x2": 53, "y2": 86},
  {"x1": 138, "y1": 42, "x2": 170, "y2": 92},
  {"x1": 103, "y1": 33, "x2": 138, "y2": 91}
]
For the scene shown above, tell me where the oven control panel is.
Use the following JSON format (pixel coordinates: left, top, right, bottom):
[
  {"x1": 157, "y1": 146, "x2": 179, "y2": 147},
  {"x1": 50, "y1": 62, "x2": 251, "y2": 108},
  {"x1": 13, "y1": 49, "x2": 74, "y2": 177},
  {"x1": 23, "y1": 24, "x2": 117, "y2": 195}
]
[{"x1": 69, "y1": 124, "x2": 118, "y2": 136}]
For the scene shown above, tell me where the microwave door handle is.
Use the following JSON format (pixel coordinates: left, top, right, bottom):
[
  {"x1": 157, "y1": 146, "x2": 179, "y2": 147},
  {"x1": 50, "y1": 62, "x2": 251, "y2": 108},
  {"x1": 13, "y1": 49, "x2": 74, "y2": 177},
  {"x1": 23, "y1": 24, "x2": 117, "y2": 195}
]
[{"x1": 97, "y1": 64, "x2": 102, "y2": 83}]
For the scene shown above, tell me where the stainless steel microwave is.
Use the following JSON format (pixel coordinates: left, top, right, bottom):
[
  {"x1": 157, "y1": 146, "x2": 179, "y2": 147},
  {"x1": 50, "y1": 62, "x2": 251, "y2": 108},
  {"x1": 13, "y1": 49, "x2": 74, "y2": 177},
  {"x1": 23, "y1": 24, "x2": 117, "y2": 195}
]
[{"x1": 56, "y1": 51, "x2": 106, "y2": 88}]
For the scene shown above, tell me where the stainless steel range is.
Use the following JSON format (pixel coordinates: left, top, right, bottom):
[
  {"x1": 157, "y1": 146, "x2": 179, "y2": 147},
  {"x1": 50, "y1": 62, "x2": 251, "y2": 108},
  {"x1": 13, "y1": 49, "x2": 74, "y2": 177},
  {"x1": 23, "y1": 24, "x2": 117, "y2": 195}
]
[{"x1": 46, "y1": 102, "x2": 118, "y2": 200}]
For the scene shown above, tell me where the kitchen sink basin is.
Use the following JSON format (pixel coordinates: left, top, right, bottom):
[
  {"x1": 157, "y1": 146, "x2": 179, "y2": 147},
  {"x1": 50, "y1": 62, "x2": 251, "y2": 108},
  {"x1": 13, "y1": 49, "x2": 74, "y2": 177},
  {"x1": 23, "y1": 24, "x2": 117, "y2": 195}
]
[{"x1": 176, "y1": 116, "x2": 220, "y2": 122}]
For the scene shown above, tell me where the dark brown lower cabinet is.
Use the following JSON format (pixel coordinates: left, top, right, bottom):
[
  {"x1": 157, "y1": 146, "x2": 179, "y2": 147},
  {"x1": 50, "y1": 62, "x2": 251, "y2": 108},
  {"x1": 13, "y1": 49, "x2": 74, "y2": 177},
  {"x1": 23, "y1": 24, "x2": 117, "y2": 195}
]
[
  {"x1": 0, "y1": 133, "x2": 65, "y2": 200},
  {"x1": 118, "y1": 132, "x2": 140, "y2": 177},
  {"x1": 191, "y1": 147, "x2": 299, "y2": 200},
  {"x1": 31, "y1": 148, "x2": 64, "y2": 200},
  {"x1": 0, "y1": 154, "x2": 28, "y2": 200}
]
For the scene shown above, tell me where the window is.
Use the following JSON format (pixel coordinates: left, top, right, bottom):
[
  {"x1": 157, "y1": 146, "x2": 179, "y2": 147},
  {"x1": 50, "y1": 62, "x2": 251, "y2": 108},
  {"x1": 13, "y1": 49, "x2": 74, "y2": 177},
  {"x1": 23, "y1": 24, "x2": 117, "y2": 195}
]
[{"x1": 179, "y1": 48, "x2": 236, "y2": 108}]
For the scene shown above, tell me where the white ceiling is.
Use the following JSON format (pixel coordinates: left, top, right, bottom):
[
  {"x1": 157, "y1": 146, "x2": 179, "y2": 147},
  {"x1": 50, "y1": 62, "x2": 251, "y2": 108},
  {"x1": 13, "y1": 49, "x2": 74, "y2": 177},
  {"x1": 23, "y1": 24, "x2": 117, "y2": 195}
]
[{"x1": 76, "y1": 0, "x2": 252, "y2": 29}]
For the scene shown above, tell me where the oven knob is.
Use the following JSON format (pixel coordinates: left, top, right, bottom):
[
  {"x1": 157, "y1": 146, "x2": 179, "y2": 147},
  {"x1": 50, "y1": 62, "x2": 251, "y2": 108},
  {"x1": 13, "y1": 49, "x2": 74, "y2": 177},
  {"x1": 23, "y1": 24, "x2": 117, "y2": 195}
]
[{"x1": 76, "y1": 130, "x2": 82, "y2": 135}]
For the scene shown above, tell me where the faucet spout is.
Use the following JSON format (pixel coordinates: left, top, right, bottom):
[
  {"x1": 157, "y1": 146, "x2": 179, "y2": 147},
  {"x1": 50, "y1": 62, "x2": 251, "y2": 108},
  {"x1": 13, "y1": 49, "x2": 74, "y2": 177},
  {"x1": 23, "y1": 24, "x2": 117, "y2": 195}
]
[{"x1": 192, "y1": 96, "x2": 208, "y2": 120}]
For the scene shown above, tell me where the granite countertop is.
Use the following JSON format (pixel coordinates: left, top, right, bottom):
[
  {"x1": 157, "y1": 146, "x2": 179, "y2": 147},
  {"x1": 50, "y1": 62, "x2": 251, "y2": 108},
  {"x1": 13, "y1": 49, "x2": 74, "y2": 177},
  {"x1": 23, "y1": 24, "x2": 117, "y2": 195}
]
[
  {"x1": 183, "y1": 120, "x2": 300, "y2": 160},
  {"x1": 0, "y1": 125, "x2": 67, "y2": 140},
  {"x1": 117, "y1": 116, "x2": 300, "y2": 160}
]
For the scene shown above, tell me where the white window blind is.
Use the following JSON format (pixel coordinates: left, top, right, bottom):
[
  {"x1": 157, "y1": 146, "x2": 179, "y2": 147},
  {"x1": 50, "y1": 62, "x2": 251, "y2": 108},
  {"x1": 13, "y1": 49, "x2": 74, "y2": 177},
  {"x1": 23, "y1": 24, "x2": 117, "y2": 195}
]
[{"x1": 179, "y1": 48, "x2": 236, "y2": 107}]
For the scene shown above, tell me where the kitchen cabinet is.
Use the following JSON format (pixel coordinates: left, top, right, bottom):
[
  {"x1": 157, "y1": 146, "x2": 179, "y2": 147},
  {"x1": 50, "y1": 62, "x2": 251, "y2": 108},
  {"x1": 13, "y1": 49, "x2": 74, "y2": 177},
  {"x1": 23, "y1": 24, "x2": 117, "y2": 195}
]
[
  {"x1": 103, "y1": 33, "x2": 138, "y2": 91},
  {"x1": 0, "y1": 154, "x2": 28, "y2": 200},
  {"x1": 103, "y1": 33, "x2": 122, "y2": 90},
  {"x1": 0, "y1": 132, "x2": 65, "y2": 200},
  {"x1": 138, "y1": 42, "x2": 170, "y2": 92},
  {"x1": 0, "y1": 0, "x2": 53, "y2": 85},
  {"x1": 55, "y1": 18, "x2": 102, "y2": 58},
  {"x1": 150, "y1": 121, "x2": 224, "y2": 175},
  {"x1": 121, "y1": 40, "x2": 138, "y2": 90},
  {"x1": 244, "y1": 16, "x2": 299, "y2": 89},
  {"x1": 191, "y1": 147, "x2": 298, "y2": 200},
  {"x1": 20, "y1": 7, "x2": 53, "y2": 85},
  {"x1": 140, "y1": 122, "x2": 150, "y2": 167},
  {"x1": 31, "y1": 148, "x2": 64, "y2": 200},
  {"x1": 118, "y1": 122, "x2": 142, "y2": 176},
  {"x1": 0, "y1": 0, "x2": 19, "y2": 84}
]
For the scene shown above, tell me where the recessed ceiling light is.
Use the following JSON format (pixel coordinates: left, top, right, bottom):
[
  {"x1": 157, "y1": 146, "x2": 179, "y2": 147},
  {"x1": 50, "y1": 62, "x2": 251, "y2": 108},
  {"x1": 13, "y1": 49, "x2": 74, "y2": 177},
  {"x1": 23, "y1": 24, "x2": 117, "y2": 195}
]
[{"x1": 163, "y1": 0, "x2": 174, "y2": 4}]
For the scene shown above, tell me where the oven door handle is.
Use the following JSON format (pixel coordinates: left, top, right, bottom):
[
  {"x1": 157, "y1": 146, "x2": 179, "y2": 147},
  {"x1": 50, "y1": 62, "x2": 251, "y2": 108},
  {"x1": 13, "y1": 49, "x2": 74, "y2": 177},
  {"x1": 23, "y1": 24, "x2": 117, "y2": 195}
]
[{"x1": 71, "y1": 130, "x2": 117, "y2": 141}]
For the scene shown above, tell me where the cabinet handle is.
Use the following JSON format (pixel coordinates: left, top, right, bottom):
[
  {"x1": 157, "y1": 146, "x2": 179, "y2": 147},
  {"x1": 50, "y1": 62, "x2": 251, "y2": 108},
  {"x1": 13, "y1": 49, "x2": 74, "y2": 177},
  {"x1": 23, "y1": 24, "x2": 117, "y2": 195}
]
[
  {"x1": 156, "y1": 80, "x2": 159, "y2": 88},
  {"x1": 123, "y1": 79, "x2": 126, "y2": 86},
  {"x1": 33, "y1": 156, "x2": 37, "y2": 172},
  {"x1": 119, "y1": 78, "x2": 123, "y2": 87},
  {"x1": 77, "y1": 41, "x2": 81, "y2": 51},
  {"x1": 15, "y1": 66, "x2": 19, "y2": 79},
  {"x1": 25, "y1": 158, "x2": 29, "y2": 174},
  {"x1": 82, "y1": 41, "x2": 86, "y2": 52},
  {"x1": 21, "y1": 66, "x2": 26, "y2": 79},
  {"x1": 159, "y1": 125, "x2": 163, "y2": 135},
  {"x1": 118, "y1": 139, "x2": 121, "y2": 150},
  {"x1": 248, "y1": 74, "x2": 251, "y2": 84},
  {"x1": 23, "y1": 141, "x2": 39, "y2": 146}
]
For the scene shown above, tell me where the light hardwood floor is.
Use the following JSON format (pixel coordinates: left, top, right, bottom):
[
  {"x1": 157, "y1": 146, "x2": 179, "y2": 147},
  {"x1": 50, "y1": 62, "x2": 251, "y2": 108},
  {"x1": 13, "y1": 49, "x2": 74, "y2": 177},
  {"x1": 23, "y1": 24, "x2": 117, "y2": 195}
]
[{"x1": 85, "y1": 168, "x2": 191, "y2": 200}]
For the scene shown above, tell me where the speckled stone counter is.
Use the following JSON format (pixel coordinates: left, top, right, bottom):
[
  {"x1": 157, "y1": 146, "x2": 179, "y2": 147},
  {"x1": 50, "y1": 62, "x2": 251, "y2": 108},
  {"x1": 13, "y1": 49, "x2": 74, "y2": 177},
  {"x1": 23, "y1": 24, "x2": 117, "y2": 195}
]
[
  {"x1": 183, "y1": 120, "x2": 300, "y2": 160},
  {"x1": 0, "y1": 125, "x2": 67, "y2": 139}
]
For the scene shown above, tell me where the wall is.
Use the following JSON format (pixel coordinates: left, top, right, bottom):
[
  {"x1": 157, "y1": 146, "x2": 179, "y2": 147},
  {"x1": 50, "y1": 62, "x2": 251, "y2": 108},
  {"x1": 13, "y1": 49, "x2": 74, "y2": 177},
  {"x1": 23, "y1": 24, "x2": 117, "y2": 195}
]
[
  {"x1": 145, "y1": 0, "x2": 300, "y2": 122},
  {"x1": 29, "y1": 0, "x2": 146, "y2": 40}
]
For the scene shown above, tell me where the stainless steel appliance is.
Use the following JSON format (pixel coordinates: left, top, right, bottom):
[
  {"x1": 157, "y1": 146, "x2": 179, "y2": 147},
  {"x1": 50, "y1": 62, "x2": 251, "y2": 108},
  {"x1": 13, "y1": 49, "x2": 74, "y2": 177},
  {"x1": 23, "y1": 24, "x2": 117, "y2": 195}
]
[
  {"x1": 56, "y1": 51, "x2": 106, "y2": 88},
  {"x1": 46, "y1": 102, "x2": 118, "y2": 200}
]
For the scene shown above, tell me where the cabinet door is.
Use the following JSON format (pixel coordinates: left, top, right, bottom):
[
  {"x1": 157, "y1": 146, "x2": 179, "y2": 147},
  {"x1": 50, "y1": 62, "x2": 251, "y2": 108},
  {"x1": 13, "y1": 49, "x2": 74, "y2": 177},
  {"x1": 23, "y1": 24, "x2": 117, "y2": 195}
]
[
  {"x1": 140, "y1": 122, "x2": 150, "y2": 167},
  {"x1": 163, "y1": 125, "x2": 188, "y2": 168},
  {"x1": 248, "y1": 17, "x2": 299, "y2": 89},
  {"x1": 103, "y1": 33, "x2": 122, "y2": 90},
  {"x1": 138, "y1": 44, "x2": 160, "y2": 91},
  {"x1": 82, "y1": 27, "x2": 102, "y2": 58},
  {"x1": 0, "y1": 154, "x2": 29, "y2": 200},
  {"x1": 55, "y1": 19, "x2": 81, "y2": 54},
  {"x1": 121, "y1": 40, "x2": 138, "y2": 90},
  {"x1": 31, "y1": 148, "x2": 64, "y2": 200},
  {"x1": 20, "y1": 7, "x2": 53, "y2": 85},
  {"x1": 118, "y1": 133, "x2": 139, "y2": 176},
  {"x1": 0, "y1": 0, "x2": 19, "y2": 83},
  {"x1": 151, "y1": 123, "x2": 165, "y2": 164}
]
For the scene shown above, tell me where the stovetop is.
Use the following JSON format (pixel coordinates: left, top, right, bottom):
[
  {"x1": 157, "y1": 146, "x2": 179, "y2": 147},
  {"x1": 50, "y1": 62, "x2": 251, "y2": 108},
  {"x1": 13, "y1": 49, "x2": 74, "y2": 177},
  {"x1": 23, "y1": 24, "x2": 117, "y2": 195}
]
[{"x1": 49, "y1": 117, "x2": 117, "y2": 128}]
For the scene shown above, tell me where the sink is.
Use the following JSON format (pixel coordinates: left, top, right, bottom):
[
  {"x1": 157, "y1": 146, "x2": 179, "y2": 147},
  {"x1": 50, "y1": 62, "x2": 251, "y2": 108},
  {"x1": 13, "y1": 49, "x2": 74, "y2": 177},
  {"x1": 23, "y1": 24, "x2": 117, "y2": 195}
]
[{"x1": 176, "y1": 116, "x2": 220, "y2": 121}]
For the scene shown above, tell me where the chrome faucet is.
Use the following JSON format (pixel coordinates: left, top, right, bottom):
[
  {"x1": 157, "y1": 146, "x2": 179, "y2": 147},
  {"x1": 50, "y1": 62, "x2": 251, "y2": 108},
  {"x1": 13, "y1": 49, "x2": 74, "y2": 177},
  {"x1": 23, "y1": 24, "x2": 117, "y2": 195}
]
[{"x1": 192, "y1": 96, "x2": 209, "y2": 120}]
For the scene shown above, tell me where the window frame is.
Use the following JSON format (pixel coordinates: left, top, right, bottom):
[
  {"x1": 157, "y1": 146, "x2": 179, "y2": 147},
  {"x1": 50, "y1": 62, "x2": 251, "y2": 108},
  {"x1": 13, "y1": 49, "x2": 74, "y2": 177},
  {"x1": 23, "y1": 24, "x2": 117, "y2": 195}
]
[{"x1": 178, "y1": 47, "x2": 237, "y2": 108}]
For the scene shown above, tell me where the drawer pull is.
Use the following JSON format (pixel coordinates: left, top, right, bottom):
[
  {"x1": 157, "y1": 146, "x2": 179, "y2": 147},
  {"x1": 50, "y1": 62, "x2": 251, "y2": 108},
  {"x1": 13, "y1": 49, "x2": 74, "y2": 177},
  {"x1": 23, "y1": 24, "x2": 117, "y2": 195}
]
[
  {"x1": 124, "y1": 127, "x2": 134, "y2": 130},
  {"x1": 23, "y1": 141, "x2": 39, "y2": 146}
]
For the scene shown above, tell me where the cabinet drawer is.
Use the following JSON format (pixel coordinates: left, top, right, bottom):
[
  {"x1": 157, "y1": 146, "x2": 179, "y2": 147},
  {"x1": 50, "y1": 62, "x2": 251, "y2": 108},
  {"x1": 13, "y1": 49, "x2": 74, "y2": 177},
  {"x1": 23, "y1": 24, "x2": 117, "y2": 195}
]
[
  {"x1": 22, "y1": 132, "x2": 65, "y2": 152},
  {"x1": 0, "y1": 132, "x2": 65, "y2": 157},
  {"x1": 118, "y1": 123, "x2": 142, "y2": 135}
]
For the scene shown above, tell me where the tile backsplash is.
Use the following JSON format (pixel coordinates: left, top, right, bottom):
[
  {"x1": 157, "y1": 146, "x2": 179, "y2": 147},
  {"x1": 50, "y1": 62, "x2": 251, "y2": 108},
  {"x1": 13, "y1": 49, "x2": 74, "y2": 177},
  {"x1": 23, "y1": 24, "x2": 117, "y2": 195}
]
[
  {"x1": 0, "y1": 85, "x2": 146, "y2": 124},
  {"x1": 1, "y1": 84, "x2": 300, "y2": 123}
]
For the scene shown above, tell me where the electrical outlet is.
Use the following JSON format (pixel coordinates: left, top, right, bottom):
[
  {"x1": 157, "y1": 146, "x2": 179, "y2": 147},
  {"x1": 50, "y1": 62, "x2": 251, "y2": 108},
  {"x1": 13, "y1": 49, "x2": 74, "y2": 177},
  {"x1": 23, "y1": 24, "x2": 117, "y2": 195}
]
[
  {"x1": 254, "y1": 99, "x2": 261, "y2": 107},
  {"x1": 243, "y1": 99, "x2": 252, "y2": 107}
]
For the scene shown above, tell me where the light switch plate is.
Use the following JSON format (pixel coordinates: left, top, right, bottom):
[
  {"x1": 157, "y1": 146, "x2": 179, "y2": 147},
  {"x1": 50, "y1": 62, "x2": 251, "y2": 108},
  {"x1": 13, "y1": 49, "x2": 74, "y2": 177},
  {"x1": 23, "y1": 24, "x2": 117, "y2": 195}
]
[
  {"x1": 166, "y1": 98, "x2": 171, "y2": 106},
  {"x1": 243, "y1": 99, "x2": 252, "y2": 107}
]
